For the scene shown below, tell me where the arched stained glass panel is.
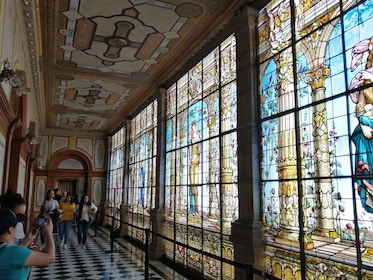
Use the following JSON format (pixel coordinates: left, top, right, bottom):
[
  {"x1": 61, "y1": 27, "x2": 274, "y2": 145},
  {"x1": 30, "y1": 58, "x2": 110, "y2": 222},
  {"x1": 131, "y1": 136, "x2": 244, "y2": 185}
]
[
  {"x1": 108, "y1": 127, "x2": 125, "y2": 207},
  {"x1": 127, "y1": 101, "x2": 157, "y2": 242},
  {"x1": 164, "y1": 34, "x2": 237, "y2": 280},
  {"x1": 259, "y1": 0, "x2": 373, "y2": 278}
]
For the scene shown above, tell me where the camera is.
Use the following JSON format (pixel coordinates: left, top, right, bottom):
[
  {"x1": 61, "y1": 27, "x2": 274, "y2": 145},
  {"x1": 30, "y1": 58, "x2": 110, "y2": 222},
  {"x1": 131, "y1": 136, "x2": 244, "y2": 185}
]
[{"x1": 34, "y1": 213, "x2": 49, "y2": 227}]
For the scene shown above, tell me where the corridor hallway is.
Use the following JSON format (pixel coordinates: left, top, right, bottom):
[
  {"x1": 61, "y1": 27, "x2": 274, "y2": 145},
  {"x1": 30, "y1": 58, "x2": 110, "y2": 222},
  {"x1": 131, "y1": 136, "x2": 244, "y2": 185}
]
[{"x1": 29, "y1": 227, "x2": 188, "y2": 280}]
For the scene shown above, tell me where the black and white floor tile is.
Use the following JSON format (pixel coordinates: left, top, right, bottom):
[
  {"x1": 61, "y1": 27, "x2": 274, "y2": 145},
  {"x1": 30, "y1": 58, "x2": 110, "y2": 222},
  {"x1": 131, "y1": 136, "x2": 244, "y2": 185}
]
[{"x1": 28, "y1": 227, "x2": 167, "y2": 280}]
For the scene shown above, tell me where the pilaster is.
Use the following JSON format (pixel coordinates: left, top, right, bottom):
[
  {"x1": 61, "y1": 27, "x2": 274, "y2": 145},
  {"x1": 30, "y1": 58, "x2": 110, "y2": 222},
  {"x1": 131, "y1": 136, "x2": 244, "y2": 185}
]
[
  {"x1": 149, "y1": 208, "x2": 165, "y2": 259},
  {"x1": 119, "y1": 119, "x2": 131, "y2": 237},
  {"x1": 230, "y1": 5, "x2": 264, "y2": 280},
  {"x1": 149, "y1": 88, "x2": 167, "y2": 259}
]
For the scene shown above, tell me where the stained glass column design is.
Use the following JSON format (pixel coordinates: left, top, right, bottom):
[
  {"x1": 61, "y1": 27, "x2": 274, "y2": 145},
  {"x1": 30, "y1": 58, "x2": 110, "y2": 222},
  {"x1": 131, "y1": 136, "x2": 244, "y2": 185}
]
[
  {"x1": 168, "y1": 119, "x2": 176, "y2": 218},
  {"x1": 305, "y1": 65, "x2": 340, "y2": 242},
  {"x1": 206, "y1": 99, "x2": 218, "y2": 221},
  {"x1": 274, "y1": 48, "x2": 313, "y2": 250},
  {"x1": 177, "y1": 112, "x2": 186, "y2": 217},
  {"x1": 221, "y1": 87, "x2": 234, "y2": 228}
]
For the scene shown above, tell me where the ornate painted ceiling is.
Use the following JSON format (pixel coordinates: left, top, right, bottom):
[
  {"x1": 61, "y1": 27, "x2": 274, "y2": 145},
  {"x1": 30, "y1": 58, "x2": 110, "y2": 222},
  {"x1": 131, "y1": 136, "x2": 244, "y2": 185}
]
[{"x1": 20, "y1": 0, "x2": 267, "y2": 135}]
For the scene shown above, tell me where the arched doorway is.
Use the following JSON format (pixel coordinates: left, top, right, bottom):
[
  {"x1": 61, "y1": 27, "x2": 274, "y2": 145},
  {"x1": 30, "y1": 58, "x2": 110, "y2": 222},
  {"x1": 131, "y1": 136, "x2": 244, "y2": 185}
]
[
  {"x1": 32, "y1": 148, "x2": 106, "y2": 227},
  {"x1": 55, "y1": 158, "x2": 85, "y2": 199},
  {"x1": 46, "y1": 150, "x2": 93, "y2": 200}
]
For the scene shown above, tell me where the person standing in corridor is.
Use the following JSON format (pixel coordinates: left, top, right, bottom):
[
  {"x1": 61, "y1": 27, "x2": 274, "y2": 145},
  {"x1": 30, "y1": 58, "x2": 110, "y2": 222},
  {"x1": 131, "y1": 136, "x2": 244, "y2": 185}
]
[
  {"x1": 76, "y1": 195, "x2": 98, "y2": 249},
  {"x1": 58, "y1": 193, "x2": 76, "y2": 249}
]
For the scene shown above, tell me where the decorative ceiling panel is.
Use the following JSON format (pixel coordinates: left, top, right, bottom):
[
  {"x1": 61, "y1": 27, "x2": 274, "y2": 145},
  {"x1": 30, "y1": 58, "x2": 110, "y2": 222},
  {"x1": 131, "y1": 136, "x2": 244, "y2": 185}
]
[{"x1": 19, "y1": 0, "x2": 269, "y2": 134}]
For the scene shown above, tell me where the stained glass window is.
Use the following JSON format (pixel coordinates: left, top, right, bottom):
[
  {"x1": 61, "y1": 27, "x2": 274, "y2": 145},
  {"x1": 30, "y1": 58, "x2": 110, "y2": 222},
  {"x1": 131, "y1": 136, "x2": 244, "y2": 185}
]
[
  {"x1": 164, "y1": 34, "x2": 238, "y2": 279},
  {"x1": 128, "y1": 101, "x2": 157, "y2": 241},
  {"x1": 108, "y1": 127, "x2": 125, "y2": 208},
  {"x1": 259, "y1": 0, "x2": 373, "y2": 278}
]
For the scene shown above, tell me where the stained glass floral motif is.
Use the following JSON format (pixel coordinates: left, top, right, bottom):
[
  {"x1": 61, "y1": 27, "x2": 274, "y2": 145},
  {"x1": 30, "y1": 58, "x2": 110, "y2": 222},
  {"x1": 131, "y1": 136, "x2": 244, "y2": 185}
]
[{"x1": 260, "y1": 0, "x2": 373, "y2": 278}]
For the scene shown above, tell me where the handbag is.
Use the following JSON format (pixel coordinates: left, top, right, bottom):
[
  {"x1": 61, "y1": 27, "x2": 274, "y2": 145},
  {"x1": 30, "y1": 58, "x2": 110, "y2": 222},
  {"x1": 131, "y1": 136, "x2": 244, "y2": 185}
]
[
  {"x1": 89, "y1": 212, "x2": 95, "y2": 223},
  {"x1": 52, "y1": 209, "x2": 62, "y2": 222},
  {"x1": 88, "y1": 205, "x2": 95, "y2": 223}
]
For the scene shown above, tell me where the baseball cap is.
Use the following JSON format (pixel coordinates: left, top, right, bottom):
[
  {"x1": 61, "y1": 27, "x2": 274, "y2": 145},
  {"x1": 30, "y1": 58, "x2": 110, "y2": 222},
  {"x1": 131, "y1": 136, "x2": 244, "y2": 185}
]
[{"x1": 0, "y1": 208, "x2": 25, "y2": 235}]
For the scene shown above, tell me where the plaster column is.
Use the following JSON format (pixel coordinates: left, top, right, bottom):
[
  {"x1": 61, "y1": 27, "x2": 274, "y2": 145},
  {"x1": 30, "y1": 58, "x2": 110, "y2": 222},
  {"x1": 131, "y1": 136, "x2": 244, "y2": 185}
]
[
  {"x1": 103, "y1": 136, "x2": 112, "y2": 227},
  {"x1": 230, "y1": 6, "x2": 264, "y2": 280},
  {"x1": 119, "y1": 120, "x2": 131, "y2": 237},
  {"x1": 3, "y1": 117, "x2": 22, "y2": 192},
  {"x1": 305, "y1": 65, "x2": 339, "y2": 242},
  {"x1": 149, "y1": 88, "x2": 166, "y2": 259}
]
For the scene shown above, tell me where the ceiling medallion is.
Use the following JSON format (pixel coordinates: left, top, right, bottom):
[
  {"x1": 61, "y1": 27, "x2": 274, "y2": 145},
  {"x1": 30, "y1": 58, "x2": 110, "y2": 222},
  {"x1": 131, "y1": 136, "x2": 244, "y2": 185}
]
[
  {"x1": 55, "y1": 74, "x2": 74, "y2": 80},
  {"x1": 175, "y1": 3, "x2": 203, "y2": 18},
  {"x1": 107, "y1": 37, "x2": 128, "y2": 48},
  {"x1": 57, "y1": 60, "x2": 77, "y2": 68},
  {"x1": 131, "y1": 72, "x2": 148, "y2": 78}
]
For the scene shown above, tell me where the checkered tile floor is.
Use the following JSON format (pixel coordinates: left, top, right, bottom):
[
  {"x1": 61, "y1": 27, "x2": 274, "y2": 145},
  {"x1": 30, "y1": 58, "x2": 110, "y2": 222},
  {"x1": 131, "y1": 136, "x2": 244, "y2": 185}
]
[{"x1": 28, "y1": 227, "x2": 166, "y2": 280}]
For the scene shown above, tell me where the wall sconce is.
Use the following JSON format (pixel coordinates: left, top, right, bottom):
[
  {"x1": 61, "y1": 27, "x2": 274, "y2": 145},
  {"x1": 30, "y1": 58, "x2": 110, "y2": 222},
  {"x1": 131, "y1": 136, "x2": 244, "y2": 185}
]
[
  {"x1": 29, "y1": 136, "x2": 41, "y2": 145},
  {"x1": 0, "y1": 59, "x2": 15, "y2": 83},
  {"x1": 14, "y1": 83, "x2": 31, "y2": 97},
  {"x1": 27, "y1": 127, "x2": 41, "y2": 144},
  {"x1": 0, "y1": 59, "x2": 31, "y2": 96},
  {"x1": 34, "y1": 154, "x2": 43, "y2": 170}
]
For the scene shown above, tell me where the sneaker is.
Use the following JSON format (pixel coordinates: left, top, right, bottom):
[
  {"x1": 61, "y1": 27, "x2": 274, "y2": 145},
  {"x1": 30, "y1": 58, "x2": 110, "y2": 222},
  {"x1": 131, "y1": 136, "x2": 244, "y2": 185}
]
[
  {"x1": 63, "y1": 244, "x2": 68, "y2": 250},
  {"x1": 60, "y1": 240, "x2": 64, "y2": 247},
  {"x1": 76, "y1": 244, "x2": 82, "y2": 249},
  {"x1": 82, "y1": 245, "x2": 87, "y2": 250}
]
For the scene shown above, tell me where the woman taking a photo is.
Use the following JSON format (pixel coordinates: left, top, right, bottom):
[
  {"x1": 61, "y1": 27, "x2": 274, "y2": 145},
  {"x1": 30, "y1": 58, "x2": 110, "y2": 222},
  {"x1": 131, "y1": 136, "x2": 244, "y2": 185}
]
[{"x1": 0, "y1": 208, "x2": 55, "y2": 279}]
